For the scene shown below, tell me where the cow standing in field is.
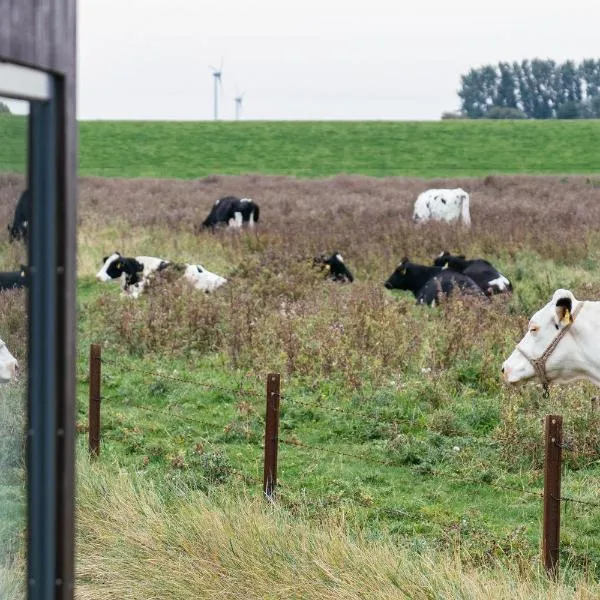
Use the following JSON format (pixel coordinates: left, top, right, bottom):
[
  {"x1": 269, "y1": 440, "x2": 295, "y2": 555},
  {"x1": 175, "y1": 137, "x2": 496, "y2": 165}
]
[
  {"x1": 96, "y1": 252, "x2": 227, "y2": 298},
  {"x1": 412, "y1": 188, "x2": 471, "y2": 227},
  {"x1": 201, "y1": 196, "x2": 260, "y2": 230},
  {"x1": 384, "y1": 258, "x2": 485, "y2": 306},
  {"x1": 433, "y1": 251, "x2": 512, "y2": 296}
]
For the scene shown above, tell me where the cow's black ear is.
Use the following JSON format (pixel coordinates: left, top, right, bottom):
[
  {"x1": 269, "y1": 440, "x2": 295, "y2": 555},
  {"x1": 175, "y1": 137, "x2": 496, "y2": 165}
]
[{"x1": 102, "y1": 256, "x2": 109, "y2": 263}]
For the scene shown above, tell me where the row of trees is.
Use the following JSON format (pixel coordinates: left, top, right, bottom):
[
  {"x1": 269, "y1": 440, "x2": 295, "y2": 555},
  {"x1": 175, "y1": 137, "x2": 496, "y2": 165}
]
[{"x1": 457, "y1": 59, "x2": 600, "y2": 119}]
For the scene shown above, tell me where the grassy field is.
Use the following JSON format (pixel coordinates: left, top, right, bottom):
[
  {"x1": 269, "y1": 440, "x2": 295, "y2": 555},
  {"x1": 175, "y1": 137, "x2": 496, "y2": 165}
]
[
  {"x1": 1, "y1": 114, "x2": 600, "y2": 178},
  {"x1": 2, "y1": 114, "x2": 600, "y2": 596},
  {"x1": 4, "y1": 170, "x2": 600, "y2": 597}
]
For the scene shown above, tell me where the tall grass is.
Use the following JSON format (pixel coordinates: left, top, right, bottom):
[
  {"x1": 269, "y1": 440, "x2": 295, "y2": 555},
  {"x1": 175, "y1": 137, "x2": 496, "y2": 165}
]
[{"x1": 75, "y1": 457, "x2": 599, "y2": 600}]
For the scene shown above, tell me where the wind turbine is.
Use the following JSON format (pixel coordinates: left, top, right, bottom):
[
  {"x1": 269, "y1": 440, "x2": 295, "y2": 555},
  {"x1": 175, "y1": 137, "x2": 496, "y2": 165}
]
[
  {"x1": 209, "y1": 60, "x2": 223, "y2": 120},
  {"x1": 234, "y1": 92, "x2": 245, "y2": 120}
]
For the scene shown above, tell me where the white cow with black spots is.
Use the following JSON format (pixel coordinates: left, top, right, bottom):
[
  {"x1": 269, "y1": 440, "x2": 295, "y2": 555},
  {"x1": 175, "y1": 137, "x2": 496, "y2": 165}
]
[{"x1": 413, "y1": 188, "x2": 471, "y2": 227}]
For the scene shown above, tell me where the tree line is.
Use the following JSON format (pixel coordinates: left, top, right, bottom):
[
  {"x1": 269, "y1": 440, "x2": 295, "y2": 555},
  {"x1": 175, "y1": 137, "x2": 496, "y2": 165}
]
[{"x1": 456, "y1": 59, "x2": 600, "y2": 119}]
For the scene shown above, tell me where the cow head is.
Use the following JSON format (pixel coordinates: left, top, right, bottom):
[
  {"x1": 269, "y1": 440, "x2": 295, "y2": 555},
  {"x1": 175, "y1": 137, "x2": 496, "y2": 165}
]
[
  {"x1": 502, "y1": 289, "x2": 582, "y2": 386},
  {"x1": 96, "y1": 252, "x2": 144, "y2": 283},
  {"x1": 384, "y1": 257, "x2": 412, "y2": 290}
]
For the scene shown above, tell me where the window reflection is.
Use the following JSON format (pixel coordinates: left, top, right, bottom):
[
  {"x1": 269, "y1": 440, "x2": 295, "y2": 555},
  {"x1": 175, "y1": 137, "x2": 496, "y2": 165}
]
[{"x1": 0, "y1": 95, "x2": 28, "y2": 599}]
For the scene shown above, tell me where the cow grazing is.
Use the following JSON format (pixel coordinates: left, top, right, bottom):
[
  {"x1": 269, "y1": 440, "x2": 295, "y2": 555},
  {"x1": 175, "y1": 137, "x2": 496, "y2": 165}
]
[
  {"x1": 8, "y1": 189, "x2": 30, "y2": 243},
  {"x1": 313, "y1": 252, "x2": 354, "y2": 283},
  {"x1": 201, "y1": 196, "x2": 260, "y2": 230},
  {"x1": 434, "y1": 251, "x2": 512, "y2": 296},
  {"x1": 96, "y1": 252, "x2": 226, "y2": 298},
  {"x1": 0, "y1": 337, "x2": 18, "y2": 383},
  {"x1": 502, "y1": 289, "x2": 600, "y2": 391},
  {"x1": 384, "y1": 258, "x2": 485, "y2": 306},
  {"x1": 413, "y1": 188, "x2": 471, "y2": 227}
]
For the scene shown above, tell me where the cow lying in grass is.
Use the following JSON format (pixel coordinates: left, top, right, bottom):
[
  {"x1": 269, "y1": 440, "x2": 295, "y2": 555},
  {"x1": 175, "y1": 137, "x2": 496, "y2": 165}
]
[
  {"x1": 434, "y1": 251, "x2": 512, "y2": 296},
  {"x1": 0, "y1": 268, "x2": 28, "y2": 291},
  {"x1": 384, "y1": 258, "x2": 485, "y2": 306},
  {"x1": 0, "y1": 337, "x2": 18, "y2": 383},
  {"x1": 312, "y1": 252, "x2": 354, "y2": 283},
  {"x1": 502, "y1": 289, "x2": 599, "y2": 390},
  {"x1": 96, "y1": 252, "x2": 227, "y2": 298}
]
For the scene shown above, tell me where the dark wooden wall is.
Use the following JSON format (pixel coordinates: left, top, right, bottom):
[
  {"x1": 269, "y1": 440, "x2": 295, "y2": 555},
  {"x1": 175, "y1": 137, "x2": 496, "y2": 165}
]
[
  {"x1": 0, "y1": 0, "x2": 76, "y2": 75},
  {"x1": 0, "y1": 2, "x2": 77, "y2": 599}
]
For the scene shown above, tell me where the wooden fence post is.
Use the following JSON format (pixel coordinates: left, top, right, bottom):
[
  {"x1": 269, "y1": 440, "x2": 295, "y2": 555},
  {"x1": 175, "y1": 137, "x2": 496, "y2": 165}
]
[
  {"x1": 263, "y1": 373, "x2": 281, "y2": 501},
  {"x1": 88, "y1": 343, "x2": 102, "y2": 457},
  {"x1": 543, "y1": 414, "x2": 562, "y2": 579}
]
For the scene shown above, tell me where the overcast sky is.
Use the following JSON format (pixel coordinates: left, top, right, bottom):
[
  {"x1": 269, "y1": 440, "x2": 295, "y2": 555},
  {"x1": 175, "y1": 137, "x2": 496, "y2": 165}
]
[{"x1": 74, "y1": 0, "x2": 600, "y2": 121}]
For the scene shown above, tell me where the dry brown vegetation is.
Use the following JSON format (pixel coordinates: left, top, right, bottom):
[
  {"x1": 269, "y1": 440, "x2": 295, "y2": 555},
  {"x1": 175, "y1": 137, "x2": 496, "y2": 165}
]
[{"x1": 3, "y1": 172, "x2": 600, "y2": 597}]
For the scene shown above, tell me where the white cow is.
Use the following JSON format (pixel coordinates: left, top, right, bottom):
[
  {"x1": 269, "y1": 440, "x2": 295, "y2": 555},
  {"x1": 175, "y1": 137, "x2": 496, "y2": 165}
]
[
  {"x1": 502, "y1": 289, "x2": 600, "y2": 390},
  {"x1": 96, "y1": 252, "x2": 227, "y2": 298},
  {"x1": 0, "y1": 338, "x2": 18, "y2": 383},
  {"x1": 413, "y1": 188, "x2": 471, "y2": 227}
]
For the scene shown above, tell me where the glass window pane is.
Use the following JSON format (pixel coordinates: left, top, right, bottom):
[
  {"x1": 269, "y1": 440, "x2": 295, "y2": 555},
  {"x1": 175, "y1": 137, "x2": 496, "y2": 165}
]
[{"x1": 0, "y1": 95, "x2": 28, "y2": 599}]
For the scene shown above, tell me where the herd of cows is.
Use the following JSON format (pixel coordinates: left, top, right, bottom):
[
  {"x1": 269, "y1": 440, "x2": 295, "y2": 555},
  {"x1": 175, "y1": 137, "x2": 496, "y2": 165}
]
[{"x1": 1, "y1": 185, "x2": 599, "y2": 397}]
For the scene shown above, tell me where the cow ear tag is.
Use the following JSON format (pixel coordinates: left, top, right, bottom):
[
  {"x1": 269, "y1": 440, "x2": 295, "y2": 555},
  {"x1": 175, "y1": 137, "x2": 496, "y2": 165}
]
[{"x1": 562, "y1": 308, "x2": 572, "y2": 325}]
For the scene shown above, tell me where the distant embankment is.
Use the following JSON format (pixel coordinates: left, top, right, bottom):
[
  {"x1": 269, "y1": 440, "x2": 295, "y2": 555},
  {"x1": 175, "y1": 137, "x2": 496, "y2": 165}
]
[{"x1": 1, "y1": 115, "x2": 599, "y2": 179}]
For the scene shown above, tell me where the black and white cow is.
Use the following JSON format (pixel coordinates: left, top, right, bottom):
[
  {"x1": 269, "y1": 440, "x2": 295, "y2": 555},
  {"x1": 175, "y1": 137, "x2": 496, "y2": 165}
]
[
  {"x1": 412, "y1": 188, "x2": 471, "y2": 227},
  {"x1": 0, "y1": 268, "x2": 28, "y2": 291},
  {"x1": 96, "y1": 252, "x2": 227, "y2": 298},
  {"x1": 313, "y1": 252, "x2": 354, "y2": 283},
  {"x1": 8, "y1": 189, "x2": 30, "y2": 243},
  {"x1": 201, "y1": 196, "x2": 260, "y2": 230},
  {"x1": 433, "y1": 251, "x2": 512, "y2": 296},
  {"x1": 384, "y1": 258, "x2": 485, "y2": 306}
]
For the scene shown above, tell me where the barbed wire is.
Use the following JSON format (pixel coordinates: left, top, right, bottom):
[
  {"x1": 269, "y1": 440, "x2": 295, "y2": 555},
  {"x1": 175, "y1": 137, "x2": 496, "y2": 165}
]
[
  {"x1": 554, "y1": 494, "x2": 600, "y2": 509},
  {"x1": 281, "y1": 394, "x2": 503, "y2": 453},
  {"x1": 281, "y1": 437, "x2": 545, "y2": 501},
  {"x1": 100, "y1": 356, "x2": 264, "y2": 400},
  {"x1": 282, "y1": 394, "x2": 413, "y2": 425}
]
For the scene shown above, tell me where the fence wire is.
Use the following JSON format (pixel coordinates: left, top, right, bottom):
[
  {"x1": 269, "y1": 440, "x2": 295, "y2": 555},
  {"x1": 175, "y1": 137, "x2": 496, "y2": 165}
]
[
  {"x1": 90, "y1": 346, "x2": 600, "y2": 513},
  {"x1": 280, "y1": 437, "x2": 545, "y2": 501},
  {"x1": 100, "y1": 356, "x2": 264, "y2": 400}
]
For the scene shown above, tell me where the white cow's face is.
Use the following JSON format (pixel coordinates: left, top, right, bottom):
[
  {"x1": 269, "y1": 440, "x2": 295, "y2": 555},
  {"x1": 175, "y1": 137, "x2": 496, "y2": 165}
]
[
  {"x1": 0, "y1": 338, "x2": 18, "y2": 383},
  {"x1": 502, "y1": 289, "x2": 578, "y2": 385}
]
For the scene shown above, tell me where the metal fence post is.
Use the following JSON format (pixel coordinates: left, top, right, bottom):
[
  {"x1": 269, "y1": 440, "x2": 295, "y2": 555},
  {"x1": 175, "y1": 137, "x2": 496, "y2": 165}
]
[
  {"x1": 263, "y1": 373, "x2": 281, "y2": 501},
  {"x1": 543, "y1": 414, "x2": 562, "y2": 579},
  {"x1": 88, "y1": 343, "x2": 102, "y2": 457}
]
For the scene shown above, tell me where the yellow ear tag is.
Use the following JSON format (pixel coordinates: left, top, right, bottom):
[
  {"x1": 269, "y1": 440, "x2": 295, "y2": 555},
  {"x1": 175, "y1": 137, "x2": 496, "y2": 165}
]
[
  {"x1": 116, "y1": 262, "x2": 122, "y2": 269},
  {"x1": 563, "y1": 309, "x2": 572, "y2": 325}
]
